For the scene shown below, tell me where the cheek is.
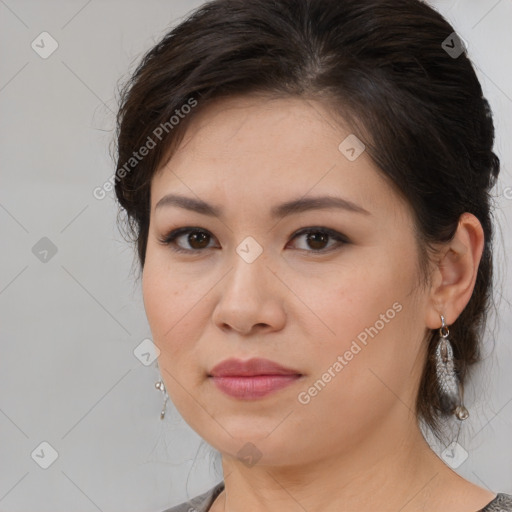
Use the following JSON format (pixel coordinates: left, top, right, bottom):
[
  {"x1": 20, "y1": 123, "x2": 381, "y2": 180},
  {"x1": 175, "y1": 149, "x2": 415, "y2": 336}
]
[
  {"x1": 141, "y1": 254, "x2": 213, "y2": 372},
  {"x1": 142, "y1": 262, "x2": 204, "y2": 405},
  {"x1": 296, "y1": 249, "x2": 419, "y2": 386},
  {"x1": 294, "y1": 256, "x2": 401, "y2": 344},
  {"x1": 142, "y1": 258, "x2": 190, "y2": 352}
]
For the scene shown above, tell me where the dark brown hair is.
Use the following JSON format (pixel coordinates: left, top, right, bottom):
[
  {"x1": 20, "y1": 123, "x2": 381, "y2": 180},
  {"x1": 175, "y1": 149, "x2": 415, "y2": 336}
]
[{"x1": 113, "y1": 0, "x2": 500, "y2": 442}]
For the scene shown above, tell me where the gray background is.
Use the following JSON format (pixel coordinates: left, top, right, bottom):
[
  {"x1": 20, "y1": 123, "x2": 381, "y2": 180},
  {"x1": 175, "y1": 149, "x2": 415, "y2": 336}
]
[{"x1": 0, "y1": 0, "x2": 511, "y2": 511}]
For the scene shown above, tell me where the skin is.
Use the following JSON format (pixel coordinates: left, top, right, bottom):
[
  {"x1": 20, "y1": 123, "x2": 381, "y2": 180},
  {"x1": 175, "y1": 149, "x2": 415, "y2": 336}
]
[{"x1": 142, "y1": 94, "x2": 493, "y2": 511}]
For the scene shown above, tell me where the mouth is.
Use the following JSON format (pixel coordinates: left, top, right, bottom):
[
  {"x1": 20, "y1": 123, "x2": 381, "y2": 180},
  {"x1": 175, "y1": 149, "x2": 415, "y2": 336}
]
[{"x1": 208, "y1": 357, "x2": 303, "y2": 399}]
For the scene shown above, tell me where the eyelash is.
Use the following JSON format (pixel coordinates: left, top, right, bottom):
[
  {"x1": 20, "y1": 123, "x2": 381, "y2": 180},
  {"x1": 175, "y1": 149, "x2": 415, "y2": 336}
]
[{"x1": 157, "y1": 226, "x2": 349, "y2": 255}]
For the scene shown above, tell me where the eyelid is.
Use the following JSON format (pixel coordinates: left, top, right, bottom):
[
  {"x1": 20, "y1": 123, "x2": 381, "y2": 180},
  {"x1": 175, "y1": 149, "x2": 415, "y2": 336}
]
[{"x1": 158, "y1": 226, "x2": 350, "y2": 254}]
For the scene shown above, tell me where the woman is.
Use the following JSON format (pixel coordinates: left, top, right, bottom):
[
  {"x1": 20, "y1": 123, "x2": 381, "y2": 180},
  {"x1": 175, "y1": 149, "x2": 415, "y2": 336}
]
[{"x1": 113, "y1": 0, "x2": 512, "y2": 510}]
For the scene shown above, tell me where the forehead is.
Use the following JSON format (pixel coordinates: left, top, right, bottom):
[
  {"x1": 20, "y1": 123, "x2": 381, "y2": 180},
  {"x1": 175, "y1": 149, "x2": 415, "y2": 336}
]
[
  {"x1": 150, "y1": 94, "x2": 404, "y2": 220},
  {"x1": 158, "y1": 94, "x2": 352, "y2": 165}
]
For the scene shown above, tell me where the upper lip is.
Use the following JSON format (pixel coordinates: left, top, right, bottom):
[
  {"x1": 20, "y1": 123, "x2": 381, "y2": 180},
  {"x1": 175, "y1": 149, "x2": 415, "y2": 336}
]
[{"x1": 209, "y1": 357, "x2": 301, "y2": 377}]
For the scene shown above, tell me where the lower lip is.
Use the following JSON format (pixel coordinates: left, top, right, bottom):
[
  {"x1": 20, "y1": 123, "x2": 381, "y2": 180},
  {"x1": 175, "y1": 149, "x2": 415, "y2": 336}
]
[{"x1": 210, "y1": 375, "x2": 301, "y2": 399}]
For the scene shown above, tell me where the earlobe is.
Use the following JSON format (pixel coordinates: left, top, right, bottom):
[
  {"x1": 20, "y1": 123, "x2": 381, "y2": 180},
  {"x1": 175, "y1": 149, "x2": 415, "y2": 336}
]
[{"x1": 425, "y1": 213, "x2": 485, "y2": 329}]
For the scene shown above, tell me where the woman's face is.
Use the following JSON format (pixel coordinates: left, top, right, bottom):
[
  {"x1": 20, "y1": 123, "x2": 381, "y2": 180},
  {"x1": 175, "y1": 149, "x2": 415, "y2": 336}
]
[{"x1": 142, "y1": 94, "x2": 432, "y2": 466}]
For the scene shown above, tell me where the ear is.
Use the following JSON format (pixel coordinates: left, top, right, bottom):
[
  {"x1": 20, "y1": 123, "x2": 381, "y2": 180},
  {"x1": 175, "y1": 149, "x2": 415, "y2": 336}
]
[{"x1": 425, "y1": 212, "x2": 485, "y2": 329}]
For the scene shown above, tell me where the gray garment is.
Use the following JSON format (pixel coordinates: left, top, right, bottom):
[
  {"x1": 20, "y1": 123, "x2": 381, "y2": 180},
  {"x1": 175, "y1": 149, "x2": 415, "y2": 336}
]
[
  {"x1": 161, "y1": 482, "x2": 224, "y2": 512},
  {"x1": 161, "y1": 483, "x2": 512, "y2": 512},
  {"x1": 481, "y1": 493, "x2": 512, "y2": 512}
]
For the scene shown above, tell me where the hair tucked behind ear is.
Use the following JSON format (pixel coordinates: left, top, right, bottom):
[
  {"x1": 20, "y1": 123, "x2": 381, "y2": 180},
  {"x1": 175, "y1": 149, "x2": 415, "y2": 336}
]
[{"x1": 113, "y1": 0, "x2": 500, "y2": 444}]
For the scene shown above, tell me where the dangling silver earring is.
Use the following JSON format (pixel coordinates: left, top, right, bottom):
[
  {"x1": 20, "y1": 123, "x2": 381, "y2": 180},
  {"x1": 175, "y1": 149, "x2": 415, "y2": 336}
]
[
  {"x1": 434, "y1": 314, "x2": 469, "y2": 421},
  {"x1": 155, "y1": 379, "x2": 169, "y2": 420}
]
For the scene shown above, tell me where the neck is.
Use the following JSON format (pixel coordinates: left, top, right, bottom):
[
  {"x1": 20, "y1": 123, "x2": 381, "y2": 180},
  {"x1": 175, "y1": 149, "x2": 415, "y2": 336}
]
[{"x1": 214, "y1": 416, "x2": 455, "y2": 512}]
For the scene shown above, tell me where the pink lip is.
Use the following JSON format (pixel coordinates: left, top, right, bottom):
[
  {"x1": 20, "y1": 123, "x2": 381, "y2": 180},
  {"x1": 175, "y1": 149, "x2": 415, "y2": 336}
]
[{"x1": 208, "y1": 358, "x2": 303, "y2": 399}]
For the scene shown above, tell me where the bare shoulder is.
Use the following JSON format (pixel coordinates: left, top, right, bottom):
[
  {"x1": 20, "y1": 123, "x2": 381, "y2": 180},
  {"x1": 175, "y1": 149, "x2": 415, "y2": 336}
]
[{"x1": 411, "y1": 462, "x2": 505, "y2": 512}]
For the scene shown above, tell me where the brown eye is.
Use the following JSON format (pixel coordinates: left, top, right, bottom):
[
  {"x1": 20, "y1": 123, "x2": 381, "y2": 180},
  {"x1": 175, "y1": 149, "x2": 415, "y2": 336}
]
[
  {"x1": 288, "y1": 227, "x2": 348, "y2": 253},
  {"x1": 305, "y1": 231, "x2": 329, "y2": 250},
  {"x1": 159, "y1": 227, "x2": 217, "y2": 253},
  {"x1": 186, "y1": 230, "x2": 211, "y2": 249}
]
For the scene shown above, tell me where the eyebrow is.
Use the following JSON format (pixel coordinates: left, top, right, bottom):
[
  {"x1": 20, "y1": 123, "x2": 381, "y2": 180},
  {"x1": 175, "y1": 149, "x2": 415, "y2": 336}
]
[{"x1": 154, "y1": 193, "x2": 371, "y2": 218}]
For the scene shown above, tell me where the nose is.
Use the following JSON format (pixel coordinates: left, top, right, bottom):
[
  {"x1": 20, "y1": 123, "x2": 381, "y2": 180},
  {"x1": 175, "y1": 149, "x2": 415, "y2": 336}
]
[{"x1": 211, "y1": 249, "x2": 287, "y2": 336}]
